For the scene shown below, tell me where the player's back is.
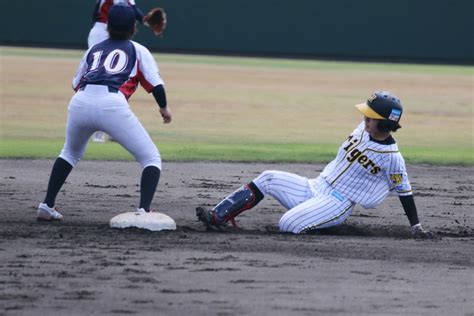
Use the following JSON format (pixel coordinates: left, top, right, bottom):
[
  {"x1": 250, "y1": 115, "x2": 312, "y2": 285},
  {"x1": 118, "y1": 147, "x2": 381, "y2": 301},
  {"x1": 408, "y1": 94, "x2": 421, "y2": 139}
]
[{"x1": 81, "y1": 39, "x2": 137, "y2": 89}]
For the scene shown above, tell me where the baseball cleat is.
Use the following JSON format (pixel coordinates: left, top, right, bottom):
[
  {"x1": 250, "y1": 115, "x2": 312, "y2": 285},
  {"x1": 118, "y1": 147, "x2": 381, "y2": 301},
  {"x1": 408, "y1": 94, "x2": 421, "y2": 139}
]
[
  {"x1": 196, "y1": 207, "x2": 226, "y2": 232},
  {"x1": 37, "y1": 203, "x2": 64, "y2": 221},
  {"x1": 91, "y1": 131, "x2": 108, "y2": 143},
  {"x1": 136, "y1": 208, "x2": 155, "y2": 213}
]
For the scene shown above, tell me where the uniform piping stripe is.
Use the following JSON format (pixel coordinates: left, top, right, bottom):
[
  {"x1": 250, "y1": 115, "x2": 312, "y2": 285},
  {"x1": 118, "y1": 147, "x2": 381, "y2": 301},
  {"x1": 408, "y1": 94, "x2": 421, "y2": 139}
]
[
  {"x1": 364, "y1": 148, "x2": 399, "y2": 154},
  {"x1": 396, "y1": 189, "x2": 412, "y2": 194},
  {"x1": 329, "y1": 129, "x2": 366, "y2": 185},
  {"x1": 333, "y1": 130, "x2": 366, "y2": 169}
]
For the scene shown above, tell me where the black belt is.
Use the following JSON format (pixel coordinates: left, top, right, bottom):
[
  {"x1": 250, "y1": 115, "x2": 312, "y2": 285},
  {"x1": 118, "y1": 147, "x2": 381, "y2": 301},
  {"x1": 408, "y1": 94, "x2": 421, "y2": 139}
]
[{"x1": 79, "y1": 85, "x2": 118, "y2": 93}]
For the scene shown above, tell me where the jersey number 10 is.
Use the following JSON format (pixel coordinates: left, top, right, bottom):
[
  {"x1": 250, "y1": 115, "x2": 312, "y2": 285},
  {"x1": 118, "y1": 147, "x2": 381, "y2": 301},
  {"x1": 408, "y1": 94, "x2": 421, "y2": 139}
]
[{"x1": 90, "y1": 49, "x2": 129, "y2": 74}]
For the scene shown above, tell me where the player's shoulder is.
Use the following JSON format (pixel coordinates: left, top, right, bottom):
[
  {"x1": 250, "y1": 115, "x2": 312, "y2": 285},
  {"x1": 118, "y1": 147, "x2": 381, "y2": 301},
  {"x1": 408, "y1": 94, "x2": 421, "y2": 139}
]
[
  {"x1": 351, "y1": 121, "x2": 365, "y2": 136},
  {"x1": 371, "y1": 138, "x2": 399, "y2": 152},
  {"x1": 130, "y1": 40, "x2": 152, "y2": 54}
]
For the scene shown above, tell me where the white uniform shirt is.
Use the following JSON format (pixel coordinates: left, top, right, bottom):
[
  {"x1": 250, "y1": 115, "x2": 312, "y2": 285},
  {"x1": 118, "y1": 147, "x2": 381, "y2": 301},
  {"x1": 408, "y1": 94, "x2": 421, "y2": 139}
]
[{"x1": 316, "y1": 122, "x2": 412, "y2": 208}]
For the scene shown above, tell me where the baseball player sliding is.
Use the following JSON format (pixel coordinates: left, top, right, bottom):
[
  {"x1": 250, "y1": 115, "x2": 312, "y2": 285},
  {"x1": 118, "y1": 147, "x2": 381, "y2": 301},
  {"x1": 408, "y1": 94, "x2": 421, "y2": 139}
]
[
  {"x1": 197, "y1": 91, "x2": 437, "y2": 239},
  {"x1": 88, "y1": 0, "x2": 167, "y2": 142},
  {"x1": 37, "y1": 4, "x2": 171, "y2": 220}
]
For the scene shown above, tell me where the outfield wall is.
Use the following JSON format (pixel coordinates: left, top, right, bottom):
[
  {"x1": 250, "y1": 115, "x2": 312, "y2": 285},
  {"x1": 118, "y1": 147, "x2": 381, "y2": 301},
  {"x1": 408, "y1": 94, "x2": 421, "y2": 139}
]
[{"x1": 1, "y1": 0, "x2": 472, "y2": 63}]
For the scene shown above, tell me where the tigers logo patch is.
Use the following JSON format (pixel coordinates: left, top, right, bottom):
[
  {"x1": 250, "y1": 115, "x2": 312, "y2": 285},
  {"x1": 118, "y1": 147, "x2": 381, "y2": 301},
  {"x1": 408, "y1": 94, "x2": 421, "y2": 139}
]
[{"x1": 390, "y1": 174, "x2": 403, "y2": 185}]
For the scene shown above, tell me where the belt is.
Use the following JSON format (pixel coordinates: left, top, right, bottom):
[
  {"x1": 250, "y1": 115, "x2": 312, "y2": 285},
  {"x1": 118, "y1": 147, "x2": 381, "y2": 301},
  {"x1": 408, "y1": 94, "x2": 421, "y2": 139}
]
[{"x1": 79, "y1": 85, "x2": 118, "y2": 93}]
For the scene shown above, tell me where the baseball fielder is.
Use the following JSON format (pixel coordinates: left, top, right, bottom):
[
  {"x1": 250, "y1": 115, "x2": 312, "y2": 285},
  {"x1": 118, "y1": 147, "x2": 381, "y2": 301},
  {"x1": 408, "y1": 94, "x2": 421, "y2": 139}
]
[
  {"x1": 197, "y1": 91, "x2": 437, "y2": 239},
  {"x1": 88, "y1": 0, "x2": 167, "y2": 142},
  {"x1": 88, "y1": 0, "x2": 144, "y2": 48},
  {"x1": 37, "y1": 4, "x2": 171, "y2": 221}
]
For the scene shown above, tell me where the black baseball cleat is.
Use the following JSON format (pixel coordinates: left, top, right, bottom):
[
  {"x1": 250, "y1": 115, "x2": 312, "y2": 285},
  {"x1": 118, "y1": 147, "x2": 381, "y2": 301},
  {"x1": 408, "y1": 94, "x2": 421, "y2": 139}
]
[{"x1": 196, "y1": 207, "x2": 227, "y2": 232}]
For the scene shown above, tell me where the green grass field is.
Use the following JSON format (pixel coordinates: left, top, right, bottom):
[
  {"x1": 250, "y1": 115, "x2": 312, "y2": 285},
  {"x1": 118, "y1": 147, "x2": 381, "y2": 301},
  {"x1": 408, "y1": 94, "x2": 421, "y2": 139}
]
[{"x1": 1, "y1": 46, "x2": 473, "y2": 165}]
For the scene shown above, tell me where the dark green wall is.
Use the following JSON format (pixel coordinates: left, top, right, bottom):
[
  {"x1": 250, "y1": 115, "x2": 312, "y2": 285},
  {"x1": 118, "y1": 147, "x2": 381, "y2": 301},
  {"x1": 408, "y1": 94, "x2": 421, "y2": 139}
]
[{"x1": 1, "y1": 0, "x2": 472, "y2": 63}]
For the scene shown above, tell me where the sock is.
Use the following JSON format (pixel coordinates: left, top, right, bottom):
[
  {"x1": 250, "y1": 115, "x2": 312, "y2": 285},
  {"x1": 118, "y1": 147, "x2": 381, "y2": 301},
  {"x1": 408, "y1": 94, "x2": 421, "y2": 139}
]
[
  {"x1": 248, "y1": 181, "x2": 264, "y2": 201},
  {"x1": 43, "y1": 158, "x2": 73, "y2": 207},
  {"x1": 139, "y1": 166, "x2": 161, "y2": 211}
]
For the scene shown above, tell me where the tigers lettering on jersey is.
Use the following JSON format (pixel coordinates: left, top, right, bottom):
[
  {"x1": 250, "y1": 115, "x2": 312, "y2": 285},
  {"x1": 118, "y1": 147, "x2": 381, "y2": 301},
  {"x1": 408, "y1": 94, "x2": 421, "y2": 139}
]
[
  {"x1": 319, "y1": 122, "x2": 412, "y2": 208},
  {"x1": 343, "y1": 135, "x2": 381, "y2": 175}
]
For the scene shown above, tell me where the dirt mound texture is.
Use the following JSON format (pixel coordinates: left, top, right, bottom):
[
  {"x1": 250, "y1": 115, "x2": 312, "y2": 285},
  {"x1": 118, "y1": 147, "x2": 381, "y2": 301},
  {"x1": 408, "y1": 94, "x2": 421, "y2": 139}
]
[{"x1": 1, "y1": 160, "x2": 472, "y2": 315}]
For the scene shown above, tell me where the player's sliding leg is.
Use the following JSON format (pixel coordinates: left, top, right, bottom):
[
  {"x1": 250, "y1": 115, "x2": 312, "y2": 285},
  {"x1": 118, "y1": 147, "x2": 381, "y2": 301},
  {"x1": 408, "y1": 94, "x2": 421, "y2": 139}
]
[
  {"x1": 278, "y1": 194, "x2": 354, "y2": 233},
  {"x1": 252, "y1": 170, "x2": 313, "y2": 210},
  {"x1": 196, "y1": 182, "x2": 264, "y2": 230}
]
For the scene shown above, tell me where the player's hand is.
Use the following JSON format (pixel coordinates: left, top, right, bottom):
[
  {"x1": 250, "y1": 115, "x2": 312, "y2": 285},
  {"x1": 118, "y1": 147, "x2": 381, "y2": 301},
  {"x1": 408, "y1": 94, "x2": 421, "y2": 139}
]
[
  {"x1": 159, "y1": 107, "x2": 172, "y2": 124},
  {"x1": 411, "y1": 224, "x2": 439, "y2": 240}
]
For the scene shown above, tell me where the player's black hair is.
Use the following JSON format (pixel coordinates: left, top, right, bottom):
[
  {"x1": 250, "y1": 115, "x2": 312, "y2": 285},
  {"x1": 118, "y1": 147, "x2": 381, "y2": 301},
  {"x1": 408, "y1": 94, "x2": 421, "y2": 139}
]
[
  {"x1": 377, "y1": 120, "x2": 401, "y2": 133},
  {"x1": 108, "y1": 26, "x2": 136, "y2": 40}
]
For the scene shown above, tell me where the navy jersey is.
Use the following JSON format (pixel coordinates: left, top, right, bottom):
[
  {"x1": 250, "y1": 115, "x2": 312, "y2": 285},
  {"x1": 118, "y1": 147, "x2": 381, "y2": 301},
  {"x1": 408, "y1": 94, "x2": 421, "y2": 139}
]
[
  {"x1": 79, "y1": 40, "x2": 137, "y2": 90},
  {"x1": 73, "y1": 39, "x2": 164, "y2": 99}
]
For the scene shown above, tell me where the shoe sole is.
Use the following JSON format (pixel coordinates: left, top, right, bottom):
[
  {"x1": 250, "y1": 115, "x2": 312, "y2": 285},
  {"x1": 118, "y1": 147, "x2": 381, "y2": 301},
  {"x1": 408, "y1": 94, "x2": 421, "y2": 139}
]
[
  {"x1": 196, "y1": 207, "x2": 225, "y2": 232},
  {"x1": 37, "y1": 216, "x2": 63, "y2": 222}
]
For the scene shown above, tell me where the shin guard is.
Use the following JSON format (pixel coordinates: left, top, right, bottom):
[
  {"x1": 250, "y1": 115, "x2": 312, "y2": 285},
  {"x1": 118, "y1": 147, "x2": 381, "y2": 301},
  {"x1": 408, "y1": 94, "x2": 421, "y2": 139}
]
[{"x1": 212, "y1": 182, "x2": 264, "y2": 227}]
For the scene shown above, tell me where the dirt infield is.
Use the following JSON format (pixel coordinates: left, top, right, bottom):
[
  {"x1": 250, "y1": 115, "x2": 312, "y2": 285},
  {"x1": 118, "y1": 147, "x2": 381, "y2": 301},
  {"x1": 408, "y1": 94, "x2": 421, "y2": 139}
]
[{"x1": 0, "y1": 159, "x2": 473, "y2": 315}]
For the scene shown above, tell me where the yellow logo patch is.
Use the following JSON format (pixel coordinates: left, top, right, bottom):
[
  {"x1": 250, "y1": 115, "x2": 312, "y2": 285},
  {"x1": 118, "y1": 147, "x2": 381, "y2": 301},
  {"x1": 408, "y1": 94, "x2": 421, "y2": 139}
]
[
  {"x1": 390, "y1": 174, "x2": 403, "y2": 185},
  {"x1": 367, "y1": 94, "x2": 377, "y2": 103}
]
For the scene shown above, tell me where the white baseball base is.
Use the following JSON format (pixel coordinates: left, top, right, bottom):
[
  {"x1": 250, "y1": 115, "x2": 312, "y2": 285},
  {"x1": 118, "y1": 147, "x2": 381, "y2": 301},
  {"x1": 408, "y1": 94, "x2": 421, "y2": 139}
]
[{"x1": 110, "y1": 211, "x2": 177, "y2": 231}]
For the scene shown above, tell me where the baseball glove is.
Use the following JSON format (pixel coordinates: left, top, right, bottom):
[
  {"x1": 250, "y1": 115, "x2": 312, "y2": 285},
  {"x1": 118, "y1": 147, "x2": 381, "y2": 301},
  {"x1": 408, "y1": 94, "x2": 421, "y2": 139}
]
[{"x1": 143, "y1": 7, "x2": 167, "y2": 36}]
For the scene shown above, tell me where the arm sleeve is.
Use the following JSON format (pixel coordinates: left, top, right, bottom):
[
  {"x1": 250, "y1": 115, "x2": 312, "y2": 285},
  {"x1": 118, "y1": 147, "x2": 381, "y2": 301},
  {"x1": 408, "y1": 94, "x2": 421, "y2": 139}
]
[
  {"x1": 131, "y1": 5, "x2": 144, "y2": 23},
  {"x1": 152, "y1": 85, "x2": 167, "y2": 108},
  {"x1": 387, "y1": 153, "x2": 412, "y2": 196},
  {"x1": 92, "y1": 0, "x2": 100, "y2": 22},
  {"x1": 399, "y1": 195, "x2": 420, "y2": 226}
]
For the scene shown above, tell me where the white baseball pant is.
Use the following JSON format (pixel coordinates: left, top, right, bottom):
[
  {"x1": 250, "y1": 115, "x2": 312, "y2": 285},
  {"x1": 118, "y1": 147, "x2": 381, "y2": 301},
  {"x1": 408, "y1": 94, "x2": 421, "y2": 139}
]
[
  {"x1": 253, "y1": 170, "x2": 354, "y2": 233},
  {"x1": 59, "y1": 85, "x2": 161, "y2": 170}
]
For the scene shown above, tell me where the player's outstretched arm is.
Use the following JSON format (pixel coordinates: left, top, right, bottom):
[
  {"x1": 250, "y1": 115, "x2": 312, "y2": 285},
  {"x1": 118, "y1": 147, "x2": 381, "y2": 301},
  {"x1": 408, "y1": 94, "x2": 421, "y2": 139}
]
[
  {"x1": 131, "y1": 5, "x2": 145, "y2": 24},
  {"x1": 152, "y1": 84, "x2": 172, "y2": 123},
  {"x1": 399, "y1": 195, "x2": 439, "y2": 240}
]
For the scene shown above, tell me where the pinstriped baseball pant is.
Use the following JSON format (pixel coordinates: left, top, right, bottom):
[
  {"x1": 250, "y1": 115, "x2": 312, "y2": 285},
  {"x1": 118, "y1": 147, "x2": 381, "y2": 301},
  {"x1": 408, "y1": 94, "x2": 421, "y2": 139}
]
[{"x1": 253, "y1": 170, "x2": 354, "y2": 233}]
